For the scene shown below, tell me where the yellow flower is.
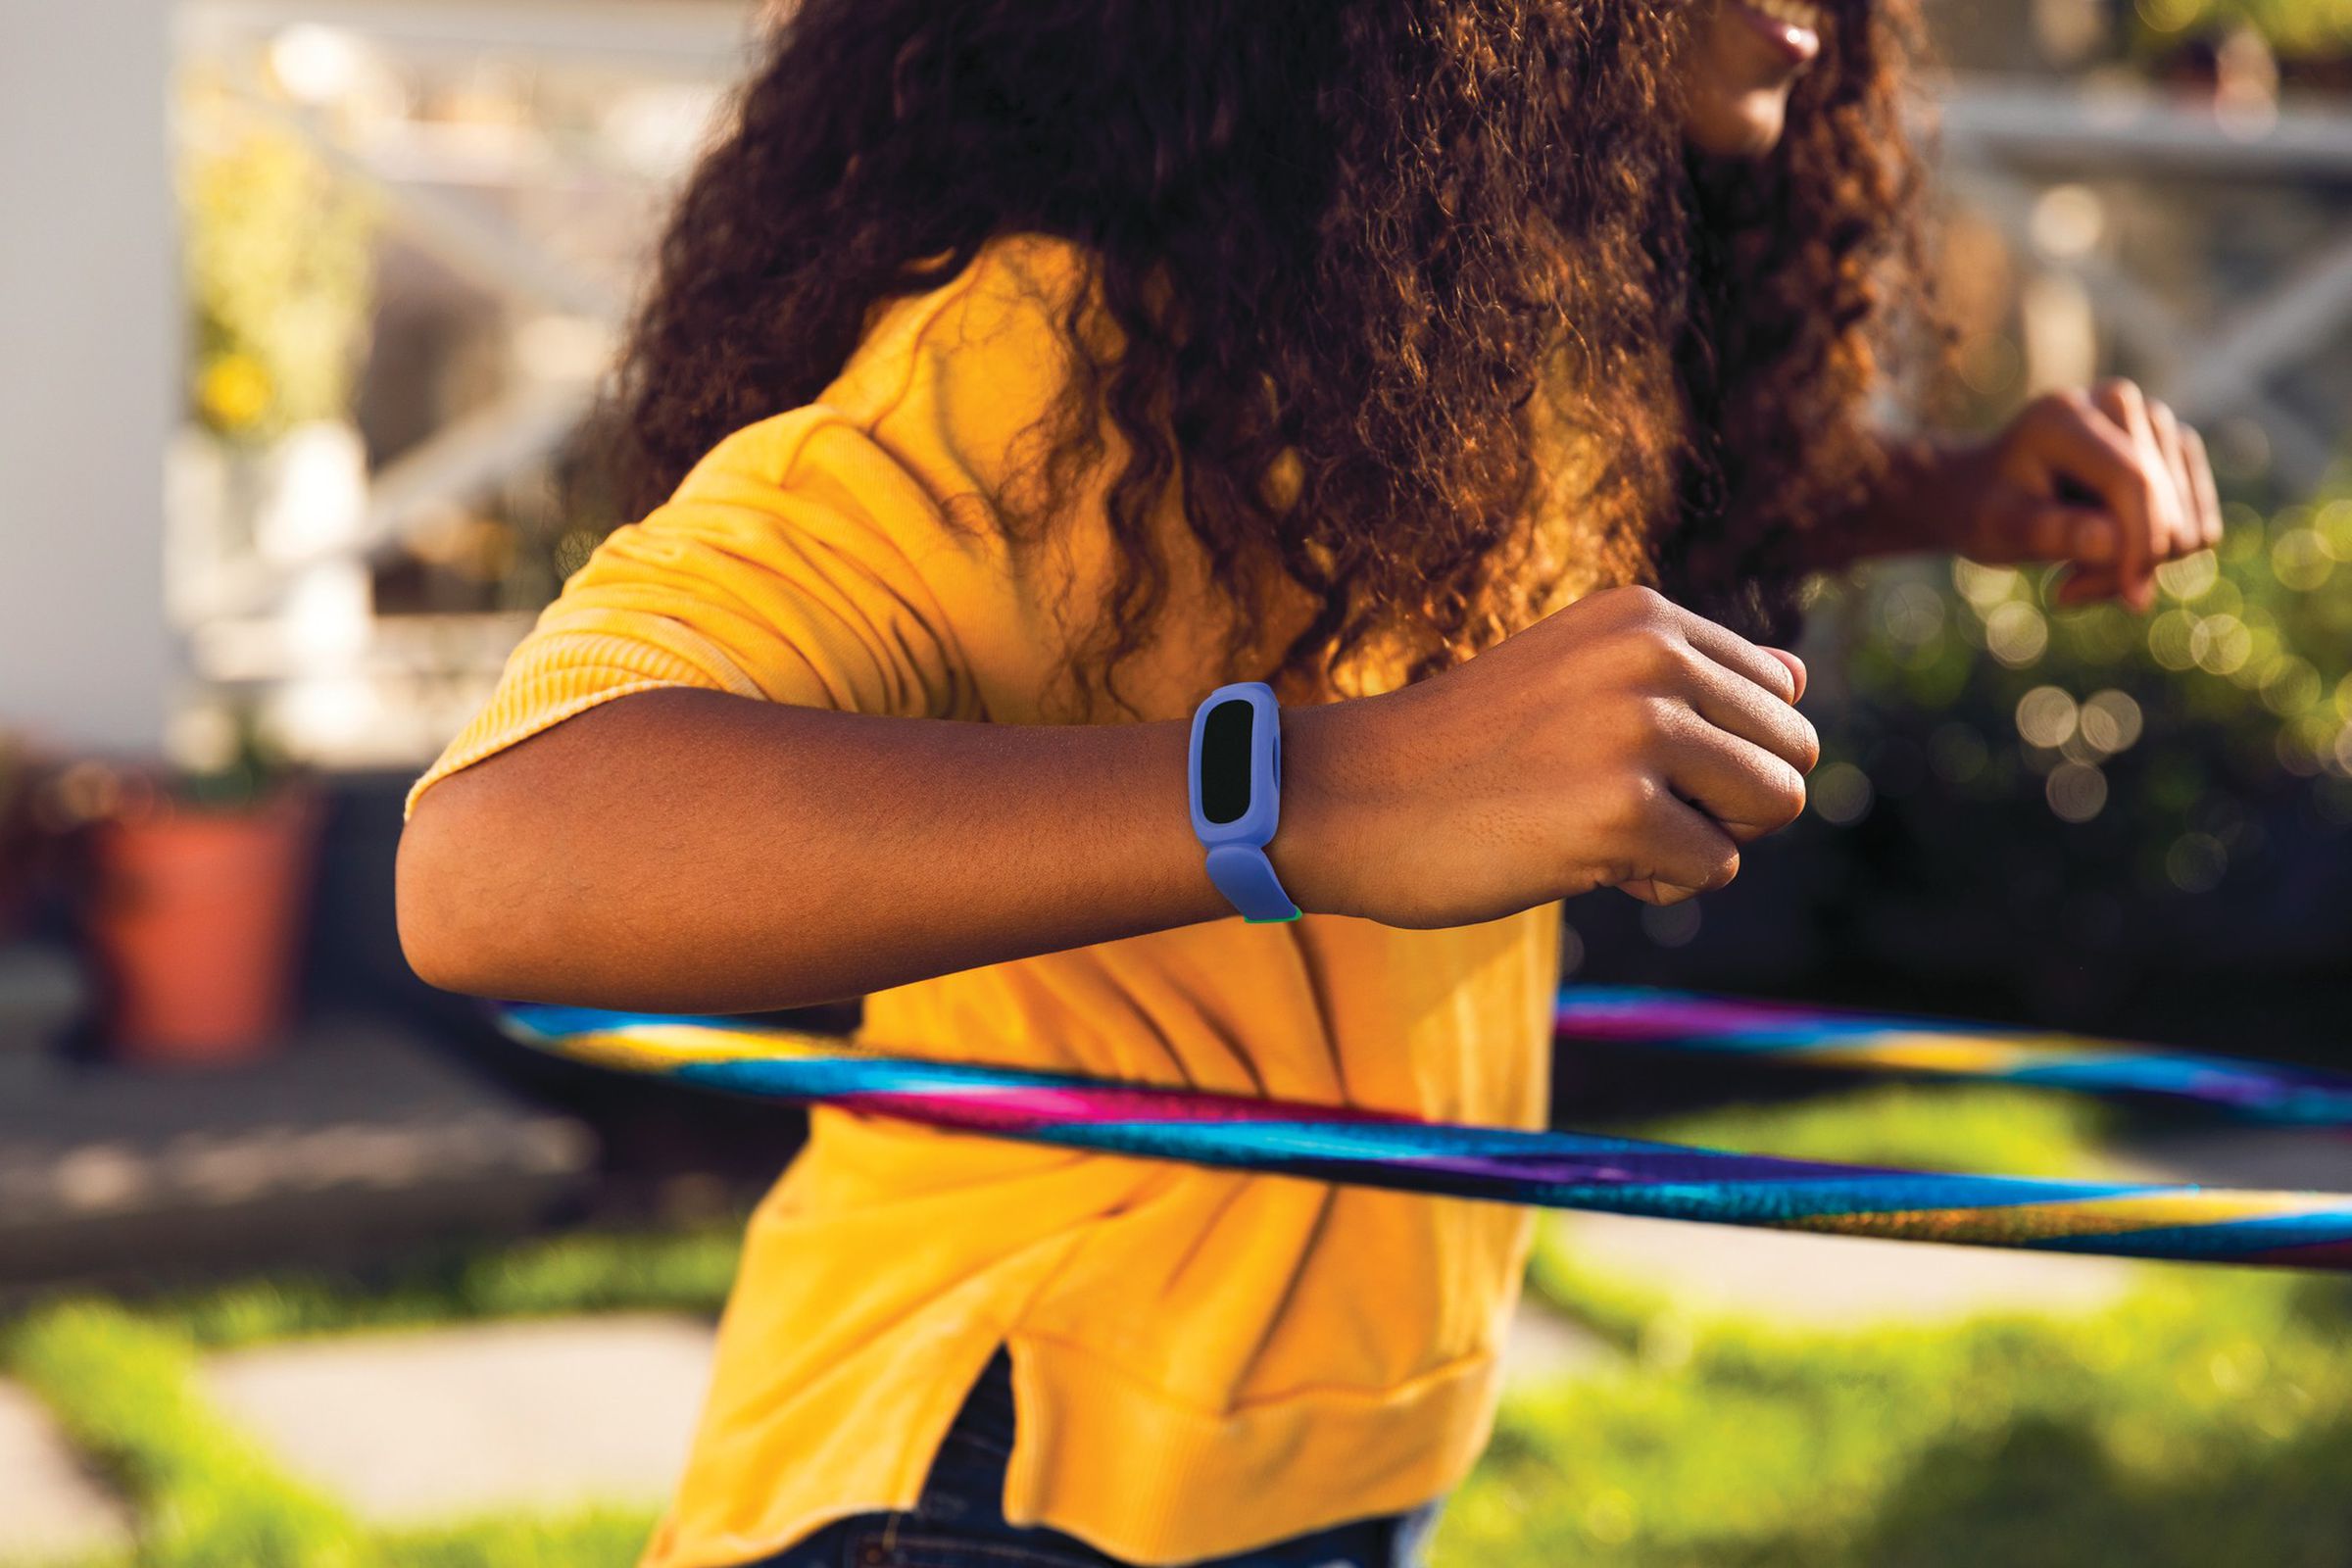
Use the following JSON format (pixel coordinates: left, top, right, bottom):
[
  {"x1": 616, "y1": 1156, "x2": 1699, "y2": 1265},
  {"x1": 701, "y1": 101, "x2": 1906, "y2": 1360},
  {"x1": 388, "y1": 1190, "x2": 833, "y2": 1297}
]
[{"x1": 197, "y1": 352, "x2": 272, "y2": 432}]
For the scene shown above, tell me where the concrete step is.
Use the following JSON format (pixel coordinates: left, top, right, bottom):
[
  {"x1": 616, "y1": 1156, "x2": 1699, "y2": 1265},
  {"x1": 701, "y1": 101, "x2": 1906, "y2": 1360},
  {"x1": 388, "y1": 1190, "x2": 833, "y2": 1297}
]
[{"x1": 0, "y1": 1011, "x2": 594, "y2": 1290}]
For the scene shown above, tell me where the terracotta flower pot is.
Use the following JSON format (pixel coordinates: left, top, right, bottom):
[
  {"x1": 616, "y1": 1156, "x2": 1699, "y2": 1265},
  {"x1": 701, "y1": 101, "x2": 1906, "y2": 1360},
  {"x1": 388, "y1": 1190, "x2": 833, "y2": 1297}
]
[{"x1": 85, "y1": 783, "x2": 323, "y2": 1066}]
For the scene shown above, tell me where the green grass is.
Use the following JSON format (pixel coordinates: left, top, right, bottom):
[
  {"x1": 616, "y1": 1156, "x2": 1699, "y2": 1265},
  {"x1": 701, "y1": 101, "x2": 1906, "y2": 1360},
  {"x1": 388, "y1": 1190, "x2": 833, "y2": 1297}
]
[
  {"x1": 1437, "y1": 1269, "x2": 2352, "y2": 1568},
  {"x1": 0, "y1": 1222, "x2": 741, "y2": 1568},
  {"x1": 160, "y1": 1223, "x2": 747, "y2": 1350},
  {"x1": 1627, "y1": 1084, "x2": 2120, "y2": 1181},
  {"x1": 372, "y1": 1510, "x2": 659, "y2": 1568},
  {"x1": 1451, "y1": 1084, "x2": 2352, "y2": 1568}
]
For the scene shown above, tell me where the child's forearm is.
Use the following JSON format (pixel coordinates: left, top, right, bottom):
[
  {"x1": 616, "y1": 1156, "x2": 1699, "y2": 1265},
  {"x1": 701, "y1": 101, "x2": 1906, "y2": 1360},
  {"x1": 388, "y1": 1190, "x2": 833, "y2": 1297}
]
[
  {"x1": 397, "y1": 586, "x2": 1819, "y2": 1015},
  {"x1": 1785, "y1": 432, "x2": 1978, "y2": 573},
  {"x1": 396, "y1": 688, "x2": 1303, "y2": 1013}
]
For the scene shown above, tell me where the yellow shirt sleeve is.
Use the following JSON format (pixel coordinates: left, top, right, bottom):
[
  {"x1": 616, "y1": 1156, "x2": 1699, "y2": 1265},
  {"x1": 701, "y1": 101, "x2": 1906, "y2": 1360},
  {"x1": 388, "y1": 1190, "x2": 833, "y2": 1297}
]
[
  {"x1": 406, "y1": 232, "x2": 1240, "y2": 823},
  {"x1": 403, "y1": 407, "x2": 986, "y2": 820}
]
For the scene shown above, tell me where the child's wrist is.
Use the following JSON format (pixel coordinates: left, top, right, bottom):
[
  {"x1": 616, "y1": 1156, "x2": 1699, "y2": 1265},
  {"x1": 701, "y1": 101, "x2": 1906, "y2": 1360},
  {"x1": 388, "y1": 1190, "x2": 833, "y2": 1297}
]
[{"x1": 1265, "y1": 698, "x2": 1381, "y2": 921}]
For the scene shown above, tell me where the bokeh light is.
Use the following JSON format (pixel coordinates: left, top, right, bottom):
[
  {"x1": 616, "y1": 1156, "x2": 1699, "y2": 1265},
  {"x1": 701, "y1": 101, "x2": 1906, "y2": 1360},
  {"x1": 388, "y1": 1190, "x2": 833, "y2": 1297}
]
[
  {"x1": 2189, "y1": 614, "x2": 2252, "y2": 676},
  {"x1": 2259, "y1": 656, "x2": 2322, "y2": 716},
  {"x1": 2015, "y1": 686, "x2": 2080, "y2": 749},
  {"x1": 1810, "y1": 761, "x2": 1875, "y2": 826},
  {"x1": 2166, "y1": 832, "x2": 2229, "y2": 892},
  {"x1": 2271, "y1": 528, "x2": 2333, "y2": 591},
  {"x1": 2046, "y1": 761, "x2": 2109, "y2": 823},
  {"x1": 1878, "y1": 581, "x2": 1947, "y2": 647},
  {"x1": 2079, "y1": 690, "x2": 2144, "y2": 754},
  {"x1": 2031, "y1": 184, "x2": 2107, "y2": 259},
  {"x1": 2147, "y1": 610, "x2": 2197, "y2": 670},
  {"x1": 2156, "y1": 551, "x2": 2221, "y2": 602},
  {"x1": 1985, "y1": 602, "x2": 2050, "y2": 668},
  {"x1": 2134, "y1": 0, "x2": 2202, "y2": 32},
  {"x1": 1952, "y1": 560, "x2": 2020, "y2": 610},
  {"x1": 1640, "y1": 902, "x2": 1701, "y2": 949}
]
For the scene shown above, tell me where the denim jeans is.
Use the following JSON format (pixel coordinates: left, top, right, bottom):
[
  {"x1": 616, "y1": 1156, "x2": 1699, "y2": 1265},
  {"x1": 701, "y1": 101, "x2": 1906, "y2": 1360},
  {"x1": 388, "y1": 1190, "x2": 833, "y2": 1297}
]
[{"x1": 745, "y1": 1348, "x2": 1446, "y2": 1568}]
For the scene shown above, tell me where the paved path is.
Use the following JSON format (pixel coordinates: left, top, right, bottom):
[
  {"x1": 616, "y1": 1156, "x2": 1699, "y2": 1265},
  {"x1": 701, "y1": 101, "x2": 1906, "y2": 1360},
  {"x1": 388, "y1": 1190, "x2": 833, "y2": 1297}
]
[
  {"x1": 0, "y1": 1378, "x2": 132, "y2": 1564},
  {"x1": 1502, "y1": 1300, "x2": 1618, "y2": 1381},
  {"x1": 203, "y1": 1314, "x2": 715, "y2": 1526}
]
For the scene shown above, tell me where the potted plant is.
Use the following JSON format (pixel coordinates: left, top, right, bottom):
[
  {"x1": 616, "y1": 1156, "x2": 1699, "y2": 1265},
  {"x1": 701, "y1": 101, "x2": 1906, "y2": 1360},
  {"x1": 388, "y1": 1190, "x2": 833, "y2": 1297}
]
[{"x1": 78, "y1": 708, "x2": 324, "y2": 1066}]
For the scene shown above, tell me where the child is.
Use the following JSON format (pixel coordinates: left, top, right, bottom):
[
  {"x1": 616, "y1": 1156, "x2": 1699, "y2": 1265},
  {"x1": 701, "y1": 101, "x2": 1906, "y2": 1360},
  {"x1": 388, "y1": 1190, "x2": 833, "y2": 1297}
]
[{"x1": 398, "y1": 3, "x2": 2217, "y2": 1564}]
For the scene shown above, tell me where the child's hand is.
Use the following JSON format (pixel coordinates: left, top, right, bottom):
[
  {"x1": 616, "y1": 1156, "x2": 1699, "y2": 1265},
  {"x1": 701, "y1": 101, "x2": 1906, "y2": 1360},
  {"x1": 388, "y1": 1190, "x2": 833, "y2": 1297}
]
[
  {"x1": 1935, "y1": 380, "x2": 2223, "y2": 613},
  {"x1": 1275, "y1": 586, "x2": 1817, "y2": 929}
]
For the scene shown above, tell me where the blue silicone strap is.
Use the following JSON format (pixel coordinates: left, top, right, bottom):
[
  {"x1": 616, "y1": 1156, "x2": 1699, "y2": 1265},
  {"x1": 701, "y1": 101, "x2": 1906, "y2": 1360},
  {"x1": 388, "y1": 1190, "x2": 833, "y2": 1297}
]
[
  {"x1": 1205, "y1": 842, "x2": 1302, "y2": 924},
  {"x1": 1188, "y1": 682, "x2": 1302, "y2": 923}
]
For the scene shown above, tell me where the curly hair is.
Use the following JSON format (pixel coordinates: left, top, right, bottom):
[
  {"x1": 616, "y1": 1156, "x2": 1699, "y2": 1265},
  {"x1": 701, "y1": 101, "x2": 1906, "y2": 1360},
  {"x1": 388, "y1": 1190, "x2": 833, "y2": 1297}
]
[{"x1": 604, "y1": 0, "x2": 1936, "y2": 716}]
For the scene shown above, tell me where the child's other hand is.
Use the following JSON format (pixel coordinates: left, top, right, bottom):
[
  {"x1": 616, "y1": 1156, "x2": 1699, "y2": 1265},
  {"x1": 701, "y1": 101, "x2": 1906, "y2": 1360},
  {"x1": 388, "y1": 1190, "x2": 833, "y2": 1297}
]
[{"x1": 1936, "y1": 381, "x2": 2223, "y2": 613}]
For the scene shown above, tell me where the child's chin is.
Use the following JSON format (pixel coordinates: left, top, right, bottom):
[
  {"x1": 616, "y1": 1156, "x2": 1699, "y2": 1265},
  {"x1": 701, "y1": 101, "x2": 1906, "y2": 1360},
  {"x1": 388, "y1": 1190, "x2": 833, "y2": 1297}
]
[{"x1": 1686, "y1": 91, "x2": 1791, "y2": 161}]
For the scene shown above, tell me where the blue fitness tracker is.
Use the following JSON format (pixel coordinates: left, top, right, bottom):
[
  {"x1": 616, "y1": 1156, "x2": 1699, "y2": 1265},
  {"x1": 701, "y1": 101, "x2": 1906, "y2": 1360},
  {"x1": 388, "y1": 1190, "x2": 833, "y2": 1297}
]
[{"x1": 1187, "y1": 681, "x2": 1301, "y2": 923}]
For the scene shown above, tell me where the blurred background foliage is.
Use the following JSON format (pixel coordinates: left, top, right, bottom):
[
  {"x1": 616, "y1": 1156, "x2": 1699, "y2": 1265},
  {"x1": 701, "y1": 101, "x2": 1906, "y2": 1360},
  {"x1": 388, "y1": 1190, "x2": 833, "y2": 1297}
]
[
  {"x1": 2133, "y1": 0, "x2": 2352, "y2": 59},
  {"x1": 182, "y1": 111, "x2": 375, "y2": 444},
  {"x1": 1785, "y1": 484, "x2": 2352, "y2": 1010}
]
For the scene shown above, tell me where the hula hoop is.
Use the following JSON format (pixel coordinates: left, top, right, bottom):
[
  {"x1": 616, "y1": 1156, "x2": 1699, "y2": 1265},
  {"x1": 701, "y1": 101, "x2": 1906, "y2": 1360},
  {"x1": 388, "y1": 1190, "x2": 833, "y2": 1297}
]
[{"x1": 493, "y1": 991, "x2": 2352, "y2": 1273}]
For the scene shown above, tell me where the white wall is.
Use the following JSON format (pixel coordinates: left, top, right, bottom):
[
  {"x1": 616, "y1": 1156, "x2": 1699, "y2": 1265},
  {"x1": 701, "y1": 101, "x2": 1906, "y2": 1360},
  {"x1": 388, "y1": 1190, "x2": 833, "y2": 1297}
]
[{"x1": 0, "y1": 0, "x2": 176, "y2": 756}]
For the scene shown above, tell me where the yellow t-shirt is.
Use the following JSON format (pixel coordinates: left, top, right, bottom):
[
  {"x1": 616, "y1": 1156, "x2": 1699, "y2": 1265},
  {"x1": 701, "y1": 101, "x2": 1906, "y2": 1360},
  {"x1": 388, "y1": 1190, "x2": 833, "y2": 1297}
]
[{"x1": 406, "y1": 235, "x2": 1560, "y2": 1567}]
